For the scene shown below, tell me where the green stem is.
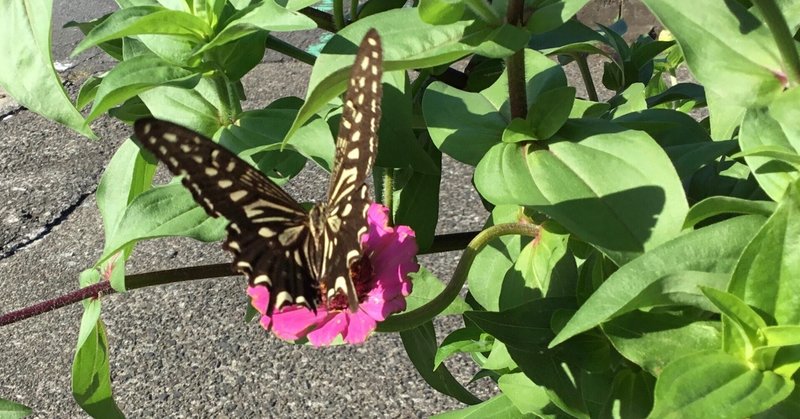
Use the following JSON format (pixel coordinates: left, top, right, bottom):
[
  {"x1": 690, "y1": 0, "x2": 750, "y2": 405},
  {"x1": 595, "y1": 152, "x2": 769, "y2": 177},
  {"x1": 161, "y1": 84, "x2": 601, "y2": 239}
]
[
  {"x1": 383, "y1": 167, "x2": 395, "y2": 225},
  {"x1": 333, "y1": 0, "x2": 346, "y2": 30},
  {"x1": 376, "y1": 222, "x2": 540, "y2": 333},
  {"x1": 211, "y1": 72, "x2": 240, "y2": 123},
  {"x1": 265, "y1": 35, "x2": 316, "y2": 65},
  {"x1": 752, "y1": 0, "x2": 800, "y2": 86},
  {"x1": 350, "y1": 0, "x2": 359, "y2": 20},
  {"x1": 505, "y1": 0, "x2": 527, "y2": 119},
  {"x1": 575, "y1": 53, "x2": 599, "y2": 101}
]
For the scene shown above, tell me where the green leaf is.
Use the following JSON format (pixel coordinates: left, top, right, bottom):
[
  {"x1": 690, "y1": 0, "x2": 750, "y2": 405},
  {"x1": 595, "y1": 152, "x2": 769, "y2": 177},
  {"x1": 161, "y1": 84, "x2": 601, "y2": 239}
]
[
  {"x1": 72, "y1": 6, "x2": 211, "y2": 56},
  {"x1": 356, "y1": 0, "x2": 408, "y2": 19},
  {"x1": 212, "y1": 31, "x2": 268, "y2": 81},
  {"x1": 551, "y1": 215, "x2": 765, "y2": 347},
  {"x1": 423, "y1": 81, "x2": 507, "y2": 164},
  {"x1": 497, "y1": 372, "x2": 557, "y2": 416},
  {"x1": 434, "y1": 327, "x2": 493, "y2": 369},
  {"x1": 481, "y1": 340, "x2": 518, "y2": 371},
  {"x1": 466, "y1": 297, "x2": 577, "y2": 350},
  {"x1": 97, "y1": 139, "x2": 157, "y2": 243},
  {"x1": 641, "y1": 0, "x2": 784, "y2": 107},
  {"x1": 684, "y1": 196, "x2": 776, "y2": 229},
  {"x1": 0, "y1": 398, "x2": 32, "y2": 419},
  {"x1": 476, "y1": 119, "x2": 689, "y2": 265},
  {"x1": 99, "y1": 183, "x2": 227, "y2": 270},
  {"x1": 195, "y1": 0, "x2": 315, "y2": 55},
  {"x1": 468, "y1": 297, "x2": 594, "y2": 419},
  {"x1": 218, "y1": 107, "x2": 315, "y2": 184},
  {"x1": 391, "y1": 143, "x2": 442, "y2": 251},
  {"x1": 76, "y1": 75, "x2": 103, "y2": 109},
  {"x1": 87, "y1": 55, "x2": 201, "y2": 122},
  {"x1": 729, "y1": 181, "x2": 800, "y2": 325},
  {"x1": 418, "y1": 0, "x2": 466, "y2": 25},
  {"x1": 526, "y1": 86, "x2": 575, "y2": 140},
  {"x1": 425, "y1": 48, "x2": 566, "y2": 165},
  {"x1": 614, "y1": 109, "x2": 735, "y2": 181},
  {"x1": 526, "y1": 0, "x2": 591, "y2": 34},
  {"x1": 645, "y1": 82, "x2": 706, "y2": 108},
  {"x1": 0, "y1": 0, "x2": 95, "y2": 138},
  {"x1": 287, "y1": 8, "x2": 506, "y2": 141},
  {"x1": 650, "y1": 351, "x2": 794, "y2": 418},
  {"x1": 404, "y1": 267, "x2": 471, "y2": 316},
  {"x1": 375, "y1": 71, "x2": 438, "y2": 173},
  {"x1": 604, "y1": 311, "x2": 721, "y2": 377},
  {"x1": 138, "y1": 77, "x2": 225, "y2": 137},
  {"x1": 739, "y1": 88, "x2": 800, "y2": 201},
  {"x1": 400, "y1": 322, "x2": 482, "y2": 405},
  {"x1": 466, "y1": 205, "x2": 535, "y2": 311},
  {"x1": 72, "y1": 321, "x2": 125, "y2": 419},
  {"x1": 608, "y1": 83, "x2": 646, "y2": 117},
  {"x1": 529, "y1": 19, "x2": 606, "y2": 55},
  {"x1": 433, "y1": 394, "x2": 528, "y2": 419},
  {"x1": 76, "y1": 269, "x2": 103, "y2": 350},
  {"x1": 501, "y1": 118, "x2": 536, "y2": 144}
]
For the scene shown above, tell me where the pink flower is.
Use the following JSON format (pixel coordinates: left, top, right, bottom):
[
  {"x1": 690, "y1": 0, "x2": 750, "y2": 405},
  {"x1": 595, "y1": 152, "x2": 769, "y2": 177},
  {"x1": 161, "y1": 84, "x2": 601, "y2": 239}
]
[{"x1": 247, "y1": 203, "x2": 418, "y2": 345}]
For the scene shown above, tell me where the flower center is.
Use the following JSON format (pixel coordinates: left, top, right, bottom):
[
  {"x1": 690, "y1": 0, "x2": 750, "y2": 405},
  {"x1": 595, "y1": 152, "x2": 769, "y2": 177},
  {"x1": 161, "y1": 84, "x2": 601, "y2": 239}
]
[{"x1": 326, "y1": 254, "x2": 373, "y2": 311}]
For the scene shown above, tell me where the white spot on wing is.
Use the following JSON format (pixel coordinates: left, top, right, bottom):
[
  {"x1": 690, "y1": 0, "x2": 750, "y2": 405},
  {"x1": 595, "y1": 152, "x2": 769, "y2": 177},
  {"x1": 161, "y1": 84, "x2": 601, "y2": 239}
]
[{"x1": 230, "y1": 190, "x2": 248, "y2": 202}]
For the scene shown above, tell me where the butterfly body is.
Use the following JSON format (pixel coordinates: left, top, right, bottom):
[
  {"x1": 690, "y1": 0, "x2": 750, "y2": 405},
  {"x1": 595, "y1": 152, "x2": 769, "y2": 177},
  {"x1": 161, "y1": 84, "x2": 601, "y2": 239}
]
[{"x1": 134, "y1": 29, "x2": 383, "y2": 316}]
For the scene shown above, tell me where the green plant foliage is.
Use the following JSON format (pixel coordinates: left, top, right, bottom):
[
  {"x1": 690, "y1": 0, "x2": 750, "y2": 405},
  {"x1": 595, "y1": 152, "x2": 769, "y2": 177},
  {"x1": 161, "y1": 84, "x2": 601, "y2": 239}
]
[{"x1": 5, "y1": 0, "x2": 800, "y2": 416}]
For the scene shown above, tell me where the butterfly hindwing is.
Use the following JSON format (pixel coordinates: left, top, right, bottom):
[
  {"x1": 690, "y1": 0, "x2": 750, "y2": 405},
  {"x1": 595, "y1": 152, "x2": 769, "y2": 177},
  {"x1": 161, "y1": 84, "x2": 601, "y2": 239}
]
[
  {"x1": 133, "y1": 119, "x2": 319, "y2": 313},
  {"x1": 318, "y1": 29, "x2": 384, "y2": 310}
]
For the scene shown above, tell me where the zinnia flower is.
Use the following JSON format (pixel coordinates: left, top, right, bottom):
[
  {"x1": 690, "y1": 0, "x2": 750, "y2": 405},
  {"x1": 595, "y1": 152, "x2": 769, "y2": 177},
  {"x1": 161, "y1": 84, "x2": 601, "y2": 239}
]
[{"x1": 247, "y1": 203, "x2": 418, "y2": 345}]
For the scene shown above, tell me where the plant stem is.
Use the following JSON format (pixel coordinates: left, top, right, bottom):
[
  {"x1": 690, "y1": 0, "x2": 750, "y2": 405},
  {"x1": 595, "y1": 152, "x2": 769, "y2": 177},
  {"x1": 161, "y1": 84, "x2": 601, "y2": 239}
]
[
  {"x1": 350, "y1": 0, "x2": 359, "y2": 20},
  {"x1": 211, "y1": 72, "x2": 241, "y2": 123},
  {"x1": 376, "y1": 222, "x2": 540, "y2": 333},
  {"x1": 265, "y1": 35, "x2": 317, "y2": 66},
  {"x1": 383, "y1": 167, "x2": 395, "y2": 225},
  {"x1": 333, "y1": 0, "x2": 345, "y2": 30},
  {"x1": 752, "y1": 0, "x2": 800, "y2": 86},
  {"x1": 299, "y1": 7, "x2": 337, "y2": 33},
  {"x1": 575, "y1": 53, "x2": 599, "y2": 101},
  {"x1": 0, "y1": 264, "x2": 234, "y2": 327},
  {"x1": 506, "y1": 0, "x2": 527, "y2": 119},
  {"x1": 0, "y1": 232, "x2": 479, "y2": 327}
]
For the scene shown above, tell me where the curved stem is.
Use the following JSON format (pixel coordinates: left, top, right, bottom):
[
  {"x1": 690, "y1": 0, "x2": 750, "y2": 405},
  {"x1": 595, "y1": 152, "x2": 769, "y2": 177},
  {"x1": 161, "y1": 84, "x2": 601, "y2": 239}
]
[
  {"x1": 376, "y1": 222, "x2": 540, "y2": 333},
  {"x1": 752, "y1": 0, "x2": 800, "y2": 86}
]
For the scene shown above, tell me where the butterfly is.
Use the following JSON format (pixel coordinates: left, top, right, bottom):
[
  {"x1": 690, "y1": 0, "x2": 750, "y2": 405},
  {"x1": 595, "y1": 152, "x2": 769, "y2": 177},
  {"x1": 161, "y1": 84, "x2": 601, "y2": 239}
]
[{"x1": 133, "y1": 29, "x2": 383, "y2": 315}]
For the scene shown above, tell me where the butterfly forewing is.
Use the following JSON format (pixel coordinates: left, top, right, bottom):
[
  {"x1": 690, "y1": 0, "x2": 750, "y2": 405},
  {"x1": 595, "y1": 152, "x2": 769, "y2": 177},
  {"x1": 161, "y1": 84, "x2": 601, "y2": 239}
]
[
  {"x1": 133, "y1": 119, "x2": 319, "y2": 313},
  {"x1": 318, "y1": 29, "x2": 384, "y2": 310}
]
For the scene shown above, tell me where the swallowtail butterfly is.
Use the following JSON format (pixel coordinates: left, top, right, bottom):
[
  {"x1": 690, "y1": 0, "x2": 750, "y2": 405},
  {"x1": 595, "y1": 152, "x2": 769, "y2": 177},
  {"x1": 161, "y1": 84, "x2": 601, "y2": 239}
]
[{"x1": 134, "y1": 29, "x2": 383, "y2": 315}]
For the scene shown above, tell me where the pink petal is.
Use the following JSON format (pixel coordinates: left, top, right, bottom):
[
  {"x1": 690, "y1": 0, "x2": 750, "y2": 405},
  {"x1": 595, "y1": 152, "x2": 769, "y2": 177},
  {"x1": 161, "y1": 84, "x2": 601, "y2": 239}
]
[
  {"x1": 247, "y1": 286, "x2": 270, "y2": 316},
  {"x1": 271, "y1": 307, "x2": 328, "y2": 341},
  {"x1": 344, "y1": 311, "x2": 377, "y2": 344},
  {"x1": 307, "y1": 312, "x2": 348, "y2": 346}
]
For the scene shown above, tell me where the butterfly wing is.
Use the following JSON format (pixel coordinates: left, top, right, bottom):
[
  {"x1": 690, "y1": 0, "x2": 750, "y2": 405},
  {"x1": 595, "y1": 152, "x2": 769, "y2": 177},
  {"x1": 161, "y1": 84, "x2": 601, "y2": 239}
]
[
  {"x1": 134, "y1": 118, "x2": 320, "y2": 313},
  {"x1": 319, "y1": 29, "x2": 384, "y2": 310}
]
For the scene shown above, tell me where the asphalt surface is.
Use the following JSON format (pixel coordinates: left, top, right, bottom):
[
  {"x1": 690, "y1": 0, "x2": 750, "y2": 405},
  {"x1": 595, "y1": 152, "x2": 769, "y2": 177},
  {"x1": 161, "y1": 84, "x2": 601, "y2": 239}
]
[{"x1": 0, "y1": 1, "x2": 658, "y2": 417}]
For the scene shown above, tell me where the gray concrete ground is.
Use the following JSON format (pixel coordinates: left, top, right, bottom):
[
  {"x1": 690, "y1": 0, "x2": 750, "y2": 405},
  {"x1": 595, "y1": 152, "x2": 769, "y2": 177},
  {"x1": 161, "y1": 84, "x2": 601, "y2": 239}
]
[{"x1": 0, "y1": 1, "x2": 658, "y2": 417}]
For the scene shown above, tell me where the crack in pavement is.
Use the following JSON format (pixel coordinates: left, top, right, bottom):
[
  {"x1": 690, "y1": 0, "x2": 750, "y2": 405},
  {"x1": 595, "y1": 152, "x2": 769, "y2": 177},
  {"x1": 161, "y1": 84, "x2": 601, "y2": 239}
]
[{"x1": 0, "y1": 186, "x2": 97, "y2": 261}]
